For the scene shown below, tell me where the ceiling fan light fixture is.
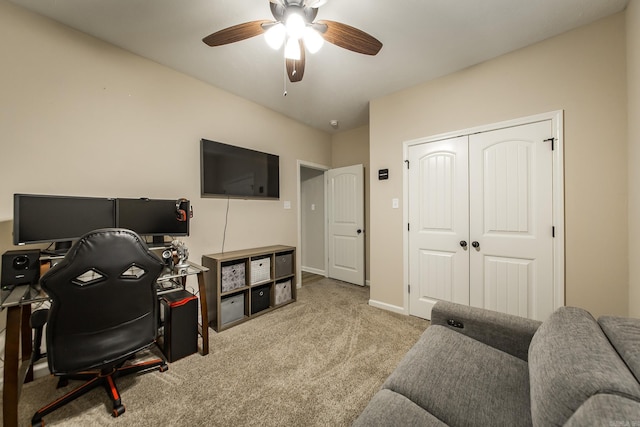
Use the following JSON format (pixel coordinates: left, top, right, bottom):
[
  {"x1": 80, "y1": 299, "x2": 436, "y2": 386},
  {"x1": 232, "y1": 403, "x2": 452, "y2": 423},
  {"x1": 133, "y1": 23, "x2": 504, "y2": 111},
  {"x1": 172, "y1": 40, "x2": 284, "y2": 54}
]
[
  {"x1": 284, "y1": 37, "x2": 301, "y2": 60},
  {"x1": 303, "y1": 26, "x2": 324, "y2": 53},
  {"x1": 285, "y1": 11, "x2": 306, "y2": 39},
  {"x1": 265, "y1": 23, "x2": 286, "y2": 49}
]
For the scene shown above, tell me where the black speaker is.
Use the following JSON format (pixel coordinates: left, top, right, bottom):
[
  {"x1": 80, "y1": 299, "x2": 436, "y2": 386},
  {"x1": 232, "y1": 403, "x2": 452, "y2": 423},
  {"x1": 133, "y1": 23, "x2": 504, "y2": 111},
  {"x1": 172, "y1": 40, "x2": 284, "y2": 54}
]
[
  {"x1": 159, "y1": 290, "x2": 198, "y2": 362},
  {"x1": 1, "y1": 249, "x2": 41, "y2": 287}
]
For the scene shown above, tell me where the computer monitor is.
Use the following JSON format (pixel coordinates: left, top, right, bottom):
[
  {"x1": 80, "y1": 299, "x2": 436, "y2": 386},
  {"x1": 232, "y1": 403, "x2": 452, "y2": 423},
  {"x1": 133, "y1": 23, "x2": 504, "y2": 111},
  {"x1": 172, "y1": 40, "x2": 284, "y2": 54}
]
[
  {"x1": 116, "y1": 198, "x2": 189, "y2": 243},
  {"x1": 13, "y1": 194, "x2": 117, "y2": 252}
]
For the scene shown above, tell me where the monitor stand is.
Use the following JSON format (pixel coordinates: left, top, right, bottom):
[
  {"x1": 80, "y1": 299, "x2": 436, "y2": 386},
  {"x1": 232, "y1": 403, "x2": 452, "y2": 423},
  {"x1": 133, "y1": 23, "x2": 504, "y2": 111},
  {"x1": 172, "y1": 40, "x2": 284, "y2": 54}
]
[
  {"x1": 43, "y1": 240, "x2": 72, "y2": 256},
  {"x1": 152, "y1": 236, "x2": 167, "y2": 245}
]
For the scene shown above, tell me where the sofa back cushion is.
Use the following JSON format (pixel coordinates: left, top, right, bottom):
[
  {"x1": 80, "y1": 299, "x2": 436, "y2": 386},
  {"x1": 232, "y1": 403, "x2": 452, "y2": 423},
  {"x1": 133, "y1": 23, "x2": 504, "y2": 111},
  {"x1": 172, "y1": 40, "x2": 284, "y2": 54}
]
[
  {"x1": 528, "y1": 307, "x2": 640, "y2": 426},
  {"x1": 599, "y1": 315, "x2": 640, "y2": 382}
]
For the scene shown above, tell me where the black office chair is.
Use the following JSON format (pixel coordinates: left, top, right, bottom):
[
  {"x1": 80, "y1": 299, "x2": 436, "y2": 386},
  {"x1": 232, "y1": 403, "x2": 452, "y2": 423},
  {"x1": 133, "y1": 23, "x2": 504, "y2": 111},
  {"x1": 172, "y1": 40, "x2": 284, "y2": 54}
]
[{"x1": 31, "y1": 228, "x2": 168, "y2": 427}]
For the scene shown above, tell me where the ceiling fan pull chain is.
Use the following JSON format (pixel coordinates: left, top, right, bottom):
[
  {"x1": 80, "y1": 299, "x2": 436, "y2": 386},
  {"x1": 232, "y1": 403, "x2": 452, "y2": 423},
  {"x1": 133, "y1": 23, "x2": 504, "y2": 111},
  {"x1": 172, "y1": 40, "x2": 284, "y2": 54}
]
[{"x1": 283, "y1": 56, "x2": 288, "y2": 96}]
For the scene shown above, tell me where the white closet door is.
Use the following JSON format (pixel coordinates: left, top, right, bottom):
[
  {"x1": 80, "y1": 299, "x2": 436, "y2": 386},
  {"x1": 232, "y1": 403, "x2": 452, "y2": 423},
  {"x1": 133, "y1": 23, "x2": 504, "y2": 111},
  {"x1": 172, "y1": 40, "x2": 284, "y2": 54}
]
[
  {"x1": 468, "y1": 121, "x2": 554, "y2": 320},
  {"x1": 408, "y1": 136, "x2": 469, "y2": 319}
]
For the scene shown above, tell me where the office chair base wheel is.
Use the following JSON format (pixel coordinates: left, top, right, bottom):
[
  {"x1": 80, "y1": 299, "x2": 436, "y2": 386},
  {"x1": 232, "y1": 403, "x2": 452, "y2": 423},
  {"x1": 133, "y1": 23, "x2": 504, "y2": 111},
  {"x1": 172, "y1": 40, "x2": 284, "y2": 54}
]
[
  {"x1": 112, "y1": 404, "x2": 126, "y2": 417},
  {"x1": 159, "y1": 362, "x2": 168, "y2": 372}
]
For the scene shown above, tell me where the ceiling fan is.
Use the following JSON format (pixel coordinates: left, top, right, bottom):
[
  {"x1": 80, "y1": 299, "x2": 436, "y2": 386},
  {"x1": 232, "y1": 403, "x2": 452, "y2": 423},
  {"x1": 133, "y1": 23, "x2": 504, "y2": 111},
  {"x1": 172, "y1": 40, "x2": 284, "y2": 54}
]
[{"x1": 202, "y1": 0, "x2": 383, "y2": 83}]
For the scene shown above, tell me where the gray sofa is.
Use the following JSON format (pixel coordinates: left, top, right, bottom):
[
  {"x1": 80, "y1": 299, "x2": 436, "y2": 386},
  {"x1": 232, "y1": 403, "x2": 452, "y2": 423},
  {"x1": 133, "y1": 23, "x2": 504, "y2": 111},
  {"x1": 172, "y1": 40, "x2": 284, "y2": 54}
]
[{"x1": 353, "y1": 301, "x2": 640, "y2": 426}]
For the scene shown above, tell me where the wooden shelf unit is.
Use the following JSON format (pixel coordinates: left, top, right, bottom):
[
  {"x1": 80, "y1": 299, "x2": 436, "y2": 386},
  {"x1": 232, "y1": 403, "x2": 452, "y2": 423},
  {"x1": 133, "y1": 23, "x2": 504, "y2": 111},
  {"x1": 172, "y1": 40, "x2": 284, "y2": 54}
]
[{"x1": 202, "y1": 245, "x2": 296, "y2": 332}]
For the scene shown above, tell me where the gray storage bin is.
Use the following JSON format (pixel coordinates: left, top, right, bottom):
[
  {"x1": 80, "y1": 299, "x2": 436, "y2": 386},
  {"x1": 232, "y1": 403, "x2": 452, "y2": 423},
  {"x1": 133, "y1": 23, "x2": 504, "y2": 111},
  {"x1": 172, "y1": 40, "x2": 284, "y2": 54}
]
[
  {"x1": 221, "y1": 293, "x2": 245, "y2": 325},
  {"x1": 221, "y1": 262, "x2": 245, "y2": 293},
  {"x1": 275, "y1": 252, "x2": 293, "y2": 278}
]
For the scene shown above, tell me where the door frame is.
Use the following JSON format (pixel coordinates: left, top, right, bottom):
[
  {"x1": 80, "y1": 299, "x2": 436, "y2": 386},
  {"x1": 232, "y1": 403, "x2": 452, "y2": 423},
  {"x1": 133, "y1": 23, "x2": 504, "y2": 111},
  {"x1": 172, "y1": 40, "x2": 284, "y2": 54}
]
[
  {"x1": 402, "y1": 111, "x2": 565, "y2": 316},
  {"x1": 297, "y1": 160, "x2": 330, "y2": 287}
]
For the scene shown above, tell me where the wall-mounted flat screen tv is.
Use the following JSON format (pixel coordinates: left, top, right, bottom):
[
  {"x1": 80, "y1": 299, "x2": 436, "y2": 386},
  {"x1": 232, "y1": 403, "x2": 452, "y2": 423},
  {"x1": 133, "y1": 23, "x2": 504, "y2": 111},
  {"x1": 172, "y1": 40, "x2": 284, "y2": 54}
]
[{"x1": 200, "y1": 139, "x2": 280, "y2": 199}]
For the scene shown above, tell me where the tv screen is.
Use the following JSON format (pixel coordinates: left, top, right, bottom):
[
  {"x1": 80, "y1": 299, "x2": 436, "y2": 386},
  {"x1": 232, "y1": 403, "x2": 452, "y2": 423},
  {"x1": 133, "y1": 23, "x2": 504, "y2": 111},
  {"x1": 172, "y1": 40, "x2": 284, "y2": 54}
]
[
  {"x1": 200, "y1": 139, "x2": 280, "y2": 199},
  {"x1": 13, "y1": 194, "x2": 116, "y2": 246},
  {"x1": 117, "y1": 198, "x2": 189, "y2": 237}
]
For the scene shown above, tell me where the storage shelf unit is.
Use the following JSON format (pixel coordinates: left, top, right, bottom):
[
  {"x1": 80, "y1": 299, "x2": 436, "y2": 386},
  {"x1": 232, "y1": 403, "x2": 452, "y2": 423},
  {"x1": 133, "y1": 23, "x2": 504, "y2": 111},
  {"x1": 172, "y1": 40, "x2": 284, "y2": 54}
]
[{"x1": 202, "y1": 245, "x2": 296, "y2": 332}]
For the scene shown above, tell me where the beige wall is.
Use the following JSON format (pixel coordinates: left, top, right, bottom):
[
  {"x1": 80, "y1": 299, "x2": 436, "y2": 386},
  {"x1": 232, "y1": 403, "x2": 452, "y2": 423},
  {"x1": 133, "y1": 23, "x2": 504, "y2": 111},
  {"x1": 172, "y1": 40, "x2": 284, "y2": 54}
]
[
  {"x1": 628, "y1": 1, "x2": 640, "y2": 318},
  {"x1": 332, "y1": 125, "x2": 371, "y2": 282},
  {"x1": 0, "y1": 1, "x2": 332, "y2": 288},
  {"x1": 370, "y1": 13, "x2": 628, "y2": 319}
]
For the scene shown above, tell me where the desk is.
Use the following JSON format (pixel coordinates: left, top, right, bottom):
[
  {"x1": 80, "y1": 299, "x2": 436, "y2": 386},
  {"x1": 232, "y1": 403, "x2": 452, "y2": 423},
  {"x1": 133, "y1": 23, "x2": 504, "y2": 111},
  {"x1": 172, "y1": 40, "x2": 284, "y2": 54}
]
[{"x1": 1, "y1": 261, "x2": 209, "y2": 427}]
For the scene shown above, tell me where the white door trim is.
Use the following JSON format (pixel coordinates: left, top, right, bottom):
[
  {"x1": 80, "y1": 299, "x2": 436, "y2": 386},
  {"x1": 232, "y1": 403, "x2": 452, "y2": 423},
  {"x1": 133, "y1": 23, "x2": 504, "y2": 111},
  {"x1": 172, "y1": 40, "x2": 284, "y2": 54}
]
[
  {"x1": 403, "y1": 111, "x2": 565, "y2": 317},
  {"x1": 297, "y1": 160, "x2": 330, "y2": 289}
]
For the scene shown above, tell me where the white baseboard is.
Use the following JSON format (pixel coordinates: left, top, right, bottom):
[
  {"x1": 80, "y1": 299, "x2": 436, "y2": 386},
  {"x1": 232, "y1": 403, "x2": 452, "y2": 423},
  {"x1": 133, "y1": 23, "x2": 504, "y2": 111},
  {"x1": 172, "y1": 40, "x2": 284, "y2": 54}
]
[
  {"x1": 301, "y1": 266, "x2": 325, "y2": 276},
  {"x1": 368, "y1": 299, "x2": 407, "y2": 315}
]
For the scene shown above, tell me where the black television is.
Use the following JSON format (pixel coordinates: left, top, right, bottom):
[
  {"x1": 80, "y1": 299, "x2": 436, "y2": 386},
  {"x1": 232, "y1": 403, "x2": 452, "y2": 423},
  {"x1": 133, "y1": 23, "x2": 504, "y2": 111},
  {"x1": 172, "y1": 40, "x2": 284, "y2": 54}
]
[
  {"x1": 117, "y1": 198, "x2": 189, "y2": 242},
  {"x1": 200, "y1": 139, "x2": 280, "y2": 199},
  {"x1": 13, "y1": 194, "x2": 116, "y2": 252}
]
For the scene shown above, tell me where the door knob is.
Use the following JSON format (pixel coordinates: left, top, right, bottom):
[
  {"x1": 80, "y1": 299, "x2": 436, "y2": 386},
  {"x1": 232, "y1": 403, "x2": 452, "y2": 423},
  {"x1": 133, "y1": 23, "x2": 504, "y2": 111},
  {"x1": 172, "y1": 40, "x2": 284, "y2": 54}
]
[
  {"x1": 459, "y1": 241, "x2": 467, "y2": 248},
  {"x1": 357, "y1": 229, "x2": 363, "y2": 234},
  {"x1": 471, "y1": 241, "x2": 480, "y2": 249}
]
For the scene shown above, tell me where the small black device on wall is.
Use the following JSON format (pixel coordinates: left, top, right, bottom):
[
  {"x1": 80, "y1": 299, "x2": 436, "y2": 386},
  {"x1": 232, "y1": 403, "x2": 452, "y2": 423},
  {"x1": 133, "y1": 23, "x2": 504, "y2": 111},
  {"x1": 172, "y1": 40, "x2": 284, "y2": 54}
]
[
  {"x1": 1, "y1": 249, "x2": 41, "y2": 288},
  {"x1": 378, "y1": 169, "x2": 389, "y2": 180}
]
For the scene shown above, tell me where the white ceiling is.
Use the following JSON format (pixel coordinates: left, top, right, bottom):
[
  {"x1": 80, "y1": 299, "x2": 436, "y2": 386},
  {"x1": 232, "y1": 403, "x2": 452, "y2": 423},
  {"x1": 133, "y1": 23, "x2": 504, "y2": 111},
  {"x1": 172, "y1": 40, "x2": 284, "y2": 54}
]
[{"x1": 10, "y1": 0, "x2": 629, "y2": 133}]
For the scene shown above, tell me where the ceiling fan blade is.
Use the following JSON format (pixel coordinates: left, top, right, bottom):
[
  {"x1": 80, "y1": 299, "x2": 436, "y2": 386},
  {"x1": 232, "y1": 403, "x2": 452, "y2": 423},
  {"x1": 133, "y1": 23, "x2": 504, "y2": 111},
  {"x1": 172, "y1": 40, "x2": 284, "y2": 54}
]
[
  {"x1": 203, "y1": 20, "x2": 272, "y2": 46},
  {"x1": 315, "y1": 20, "x2": 382, "y2": 55},
  {"x1": 286, "y1": 40, "x2": 306, "y2": 82}
]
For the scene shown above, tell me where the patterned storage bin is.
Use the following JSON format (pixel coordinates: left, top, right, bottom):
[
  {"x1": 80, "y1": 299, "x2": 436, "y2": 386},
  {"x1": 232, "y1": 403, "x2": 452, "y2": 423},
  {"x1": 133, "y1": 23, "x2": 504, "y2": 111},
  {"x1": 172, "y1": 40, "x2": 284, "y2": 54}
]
[
  {"x1": 250, "y1": 256, "x2": 271, "y2": 285},
  {"x1": 275, "y1": 280, "x2": 292, "y2": 305},
  {"x1": 221, "y1": 262, "x2": 245, "y2": 293}
]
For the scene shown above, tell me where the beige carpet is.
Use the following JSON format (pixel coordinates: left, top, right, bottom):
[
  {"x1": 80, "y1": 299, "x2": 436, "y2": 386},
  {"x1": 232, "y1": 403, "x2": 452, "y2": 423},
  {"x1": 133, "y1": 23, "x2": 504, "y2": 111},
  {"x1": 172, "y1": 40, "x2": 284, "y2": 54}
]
[{"x1": 14, "y1": 278, "x2": 428, "y2": 426}]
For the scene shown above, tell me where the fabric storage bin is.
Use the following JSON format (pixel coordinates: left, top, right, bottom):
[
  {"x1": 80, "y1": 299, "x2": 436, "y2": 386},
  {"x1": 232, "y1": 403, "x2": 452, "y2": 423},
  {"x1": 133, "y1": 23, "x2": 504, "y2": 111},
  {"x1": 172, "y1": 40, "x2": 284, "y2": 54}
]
[
  {"x1": 275, "y1": 252, "x2": 293, "y2": 278},
  {"x1": 221, "y1": 293, "x2": 245, "y2": 325},
  {"x1": 275, "y1": 280, "x2": 292, "y2": 305},
  {"x1": 250, "y1": 256, "x2": 271, "y2": 284},
  {"x1": 251, "y1": 284, "x2": 271, "y2": 315},
  {"x1": 221, "y1": 261, "x2": 245, "y2": 293}
]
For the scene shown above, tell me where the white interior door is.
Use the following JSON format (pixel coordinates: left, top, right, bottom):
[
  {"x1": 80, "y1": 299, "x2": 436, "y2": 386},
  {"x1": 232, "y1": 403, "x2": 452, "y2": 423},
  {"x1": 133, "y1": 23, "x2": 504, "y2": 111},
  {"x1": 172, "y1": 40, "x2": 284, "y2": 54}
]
[
  {"x1": 408, "y1": 137, "x2": 469, "y2": 318},
  {"x1": 468, "y1": 121, "x2": 554, "y2": 320},
  {"x1": 327, "y1": 164, "x2": 365, "y2": 286}
]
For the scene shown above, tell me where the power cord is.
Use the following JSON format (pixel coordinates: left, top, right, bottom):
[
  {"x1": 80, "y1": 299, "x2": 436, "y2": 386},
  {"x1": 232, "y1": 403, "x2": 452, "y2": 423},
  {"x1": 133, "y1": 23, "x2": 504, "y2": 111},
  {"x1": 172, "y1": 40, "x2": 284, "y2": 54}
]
[{"x1": 221, "y1": 196, "x2": 230, "y2": 254}]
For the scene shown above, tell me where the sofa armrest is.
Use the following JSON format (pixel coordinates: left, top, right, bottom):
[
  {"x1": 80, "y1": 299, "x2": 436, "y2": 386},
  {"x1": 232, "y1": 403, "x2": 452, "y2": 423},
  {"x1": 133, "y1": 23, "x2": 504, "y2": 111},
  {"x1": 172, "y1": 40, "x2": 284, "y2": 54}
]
[{"x1": 431, "y1": 301, "x2": 542, "y2": 361}]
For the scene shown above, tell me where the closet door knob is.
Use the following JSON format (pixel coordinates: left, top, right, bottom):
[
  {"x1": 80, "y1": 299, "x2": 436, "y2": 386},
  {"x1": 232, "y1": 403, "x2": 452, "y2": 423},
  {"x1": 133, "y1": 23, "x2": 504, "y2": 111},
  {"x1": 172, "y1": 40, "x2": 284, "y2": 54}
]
[
  {"x1": 460, "y1": 241, "x2": 467, "y2": 248},
  {"x1": 471, "y1": 241, "x2": 480, "y2": 249}
]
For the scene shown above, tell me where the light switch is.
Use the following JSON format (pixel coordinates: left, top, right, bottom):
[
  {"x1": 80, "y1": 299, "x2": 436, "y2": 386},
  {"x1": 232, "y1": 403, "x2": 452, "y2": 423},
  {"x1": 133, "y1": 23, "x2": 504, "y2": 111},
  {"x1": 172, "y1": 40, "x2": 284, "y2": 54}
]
[
  {"x1": 392, "y1": 198, "x2": 399, "y2": 209},
  {"x1": 284, "y1": 201, "x2": 291, "y2": 209},
  {"x1": 311, "y1": 204, "x2": 316, "y2": 211}
]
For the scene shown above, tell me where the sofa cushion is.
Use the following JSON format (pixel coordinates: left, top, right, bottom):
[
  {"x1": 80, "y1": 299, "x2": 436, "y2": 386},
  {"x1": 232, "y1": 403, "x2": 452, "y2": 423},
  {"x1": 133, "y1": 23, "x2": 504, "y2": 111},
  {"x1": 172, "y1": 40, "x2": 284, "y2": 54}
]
[
  {"x1": 352, "y1": 389, "x2": 447, "y2": 427},
  {"x1": 382, "y1": 325, "x2": 531, "y2": 427},
  {"x1": 528, "y1": 307, "x2": 640, "y2": 427},
  {"x1": 599, "y1": 315, "x2": 640, "y2": 382},
  {"x1": 564, "y1": 394, "x2": 640, "y2": 427}
]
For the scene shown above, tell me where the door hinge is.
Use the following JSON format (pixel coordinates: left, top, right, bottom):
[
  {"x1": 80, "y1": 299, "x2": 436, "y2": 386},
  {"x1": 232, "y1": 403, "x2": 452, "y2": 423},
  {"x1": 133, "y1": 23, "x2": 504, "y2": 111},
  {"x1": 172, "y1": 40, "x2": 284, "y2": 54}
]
[
  {"x1": 407, "y1": 223, "x2": 410, "y2": 231},
  {"x1": 408, "y1": 284, "x2": 410, "y2": 294},
  {"x1": 544, "y1": 137, "x2": 556, "y2": 151},
  {"x1": 405, "y1": 159, "x2": 410, "y2": 169},
  {"x1": 552, "y1": 226, "x2": 555, "y2": 237}
]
